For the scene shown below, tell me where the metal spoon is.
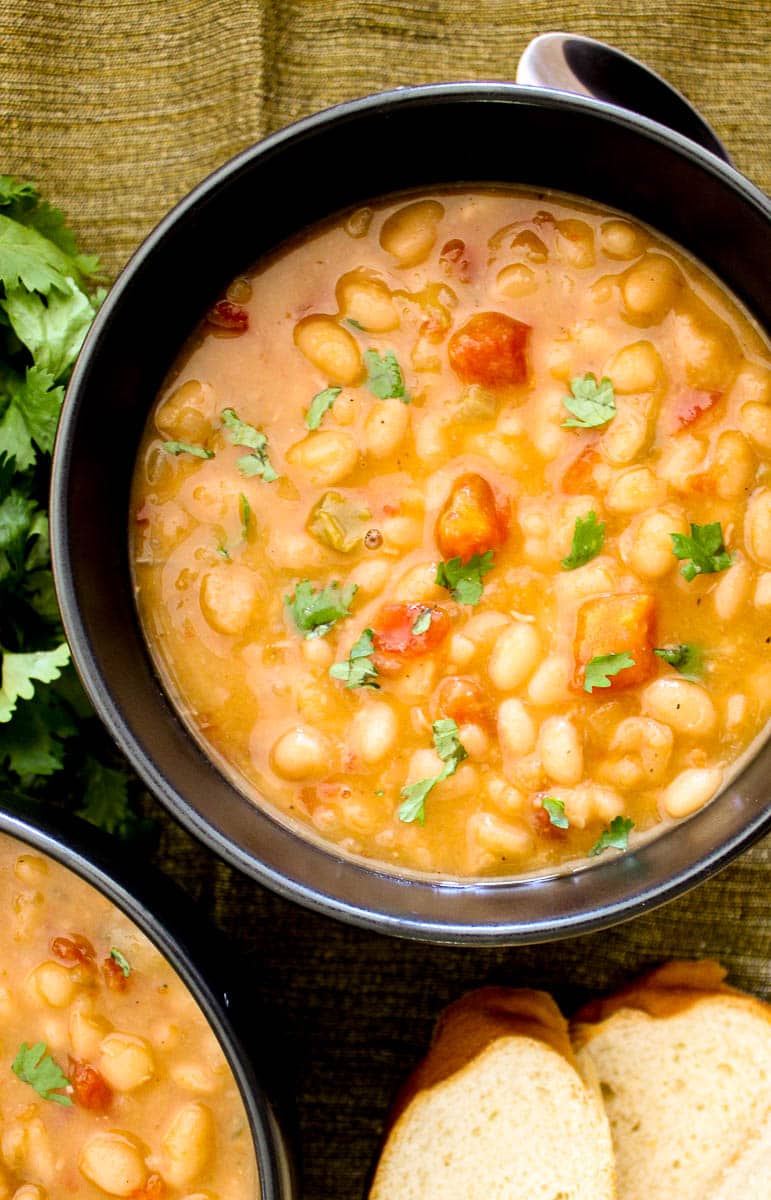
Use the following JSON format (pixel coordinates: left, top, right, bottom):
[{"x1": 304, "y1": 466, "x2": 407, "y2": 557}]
[{"x1": 517, "y1": 31, "x2": 731, "y2": 163}]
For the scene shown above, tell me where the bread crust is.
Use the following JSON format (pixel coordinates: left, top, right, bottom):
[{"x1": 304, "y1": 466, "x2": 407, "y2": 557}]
[{"x1": 389, "y1": 986, "x2": 575, "y2": 1124}]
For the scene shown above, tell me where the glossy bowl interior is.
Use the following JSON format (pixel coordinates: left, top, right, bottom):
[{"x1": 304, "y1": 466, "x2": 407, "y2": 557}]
[
  {"x1": 51, "y1": 83, "x2": 771, "y2": 944},
  {"x1": 0, "y1": 796, "x2": 296, "y2": 1197}
]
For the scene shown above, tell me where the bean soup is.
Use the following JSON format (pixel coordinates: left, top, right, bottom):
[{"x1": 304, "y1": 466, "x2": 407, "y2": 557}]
[{"x1": 130, "y1": 189, "x2": 771, "y2": 877}]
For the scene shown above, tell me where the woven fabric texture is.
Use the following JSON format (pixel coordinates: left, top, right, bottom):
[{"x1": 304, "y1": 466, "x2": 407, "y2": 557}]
[{"x1": 1, "y1": 3, "x2": 769, "y2": 1198}]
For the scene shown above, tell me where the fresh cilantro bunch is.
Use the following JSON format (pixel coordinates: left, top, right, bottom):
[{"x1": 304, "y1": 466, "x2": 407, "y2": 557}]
[{"x1": 0, "y1": 175, "x2": 146, "y2": 838}]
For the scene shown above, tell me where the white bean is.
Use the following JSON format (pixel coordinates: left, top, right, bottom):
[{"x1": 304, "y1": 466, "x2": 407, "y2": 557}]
[
  {"x1": 712, "y1": 430, "x2": 756, "y2": 498},
  {"x1": 99, "y1": 1033, "x2": 154, "y2": 1092},
  {"x1": 161, "y1": 1102, "x2": 214, "y2": 1188},
  {"x1": 538, "y1": 716, "x2": 583, "y2": 785},
  {"x1": 466, "y1": 811, "x2": 532, "y2": 858},
  {"x1": 286, "y1": 430, "x2": 358, "y2": 486},
  {"x1": 527, "y1": 656, "x2": 571, "y2": 706},
  {"x1": 606, "y1": 466, "x2": 665, "y2": 513},
  {"x1": 27, "y1": 961, "x2": 76, "y2": 1008},
  {"x1": 294, "y1": 316, "x2": 362, "y2": 384},
  {"x1": 336, "y1": 272, "x2": 399, "y2": 332},
  {"x1": 364, "y1": 399, "x2": 410, "y2": 458},
  {"x1": 79, "y1": 1133, "x2": 147, "y2": 1197},
  {"x1": 599, "y1": 219, "x2": 647, "y2": 259},
  {"x1": 604, "y1": 340, "x2": 664, "y2": 393},
  {"x1": 642, "y1": 678, "x2": 716, "y2": 737},
  {"x1": 754, "y1": 572, "x2": 771, "y2": 608},
  {"x1": 739, "y1": 403, "x2": 771, "y2": 455},
  {"x1": 379, "y1": 199, "x2": 444, "y2": 265},
  {"x1": 712, "y1": 558, "x2": 752, "y2": 622},
  {"x1": 729, "y1": 360, "x2": 771, "y2": 407},
  {"x1": 487, "y1": 622, "x2": 541, "y2": 691},
  {"x1": 672, "y1": 304, "x2": 739, "y2": 391},
  {"x1": 621, "y1": 254, "x2": 683, "y2": 324},
  {"x1": 663, "y1": 767, "x2": 723, "y2": 818},
  {"x1": 745, "y1": 488, "x2": 771, "y2": 567},
  {"x1": 624, "y1": 507, "x2": 688, "y2": 579},
  {"x1": 602, "y1": 405, "x2": 651, "y2": 465},
  {"x1": 497, "y1": 698, "x2": 536, "y2": 758},
  {"x1": 272, "y1": 727, "x2": 330, "y2": 780},
  {"x1": 156, "y1": 379, "x2": 212, "y2": 443},
  {"x1": 349, "y1": 701, "x2": 398, "y2": 765},
  {"x1": 200, "y1": 566, "x2": 260, "y2": 636}
]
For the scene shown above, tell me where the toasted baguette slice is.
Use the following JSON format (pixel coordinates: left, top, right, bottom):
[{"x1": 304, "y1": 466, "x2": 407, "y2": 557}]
[
  {"x1": 368, "y1": 987, "x2": 616, "y2": 1200},
  {"x1": 572, "y1": 960, "x2": 771, "y2": 1200}
]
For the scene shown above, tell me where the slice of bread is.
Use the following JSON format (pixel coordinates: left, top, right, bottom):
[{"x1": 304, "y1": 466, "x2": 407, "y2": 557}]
[
  {"x1": 368, "y1": 987, "x2": 616, "y2": 1200},
  {"x1": 571, "y1": 960, "x2": 771, "y2": 1200}
]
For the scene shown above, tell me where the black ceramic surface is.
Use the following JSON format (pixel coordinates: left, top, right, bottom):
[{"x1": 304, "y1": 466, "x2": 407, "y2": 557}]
[
  {"x1": 0, "y1": 796, "x2": 297, "y2": 1199},
  {"x1": 51, "y1": 83, "x2": 771, "y2": 944}
]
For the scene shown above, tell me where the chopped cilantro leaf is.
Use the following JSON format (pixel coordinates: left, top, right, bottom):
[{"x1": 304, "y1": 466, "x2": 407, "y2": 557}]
[
  {"x1": 654, "y1": 643, "x2": 703, "y2": 682},
  {"x1": 305, "y1": 386, "x2": 341, "y2": 431},
  {"x1": 345, "y1": 318, "x2": 364, "y2": 331},
  {"x1": 583, "y1": 652, "x2": 635, "y2": 693},
  {"x1": 436, "y1": 551, "x2": 494, "y2": 606},
  {"x1": 588, "y1": 815, "x2": 634, "y2": 857},
  {"x1": 542, "y1": 796, "x2": 569, "y2": 829},
  {"x1": 411, "y1": 608, "x2": 433, "y2": 635},
  {"x1": 216, "y1": 543, "x2": 230, "y2": 560},
  {"x1": 561, "y1": 510, "x2": 605, "y2": 570},
  {"x1": 162, "y1": 440, "x2": 213, "y2": 459},
  {"x1": 670, "y1": 522, "x2": 734, "y2": 581},
  {"x1": 221, "y1": 408, "x2": 279, "y2": 481},
  {"x1": 329, "y1": 628, "x2": 379, "y2": 689},
  {"x1": 364, "y1": 348, "x2": 410, "y2": 403},
  {"x1": 110, "y1": 948, "x2": 131, "y2": 978},
  {"x1": 398, "y1": 718, "x2": 467, "y2": 824},
  {"x1": 239, "y1": 492, "x2": 251, "y2": 538},
  {"x1": 286, "y1": 579, "x2": 358, "y2": 639},
  {"x1": 12, "y1": 1041, "x2": 71, "y2": 1105},
  {"x1": 561, "y1": 374, "x2": 616, "y2": 429}
]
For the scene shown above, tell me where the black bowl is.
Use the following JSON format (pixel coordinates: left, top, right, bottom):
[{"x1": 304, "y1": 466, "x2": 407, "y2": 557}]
[
  {"x1": 0, "y1": 795, "x2": 297, "y2": 1197},
  {"x1": 51, "y1": 83, "x2": 771, "y2": 945}
]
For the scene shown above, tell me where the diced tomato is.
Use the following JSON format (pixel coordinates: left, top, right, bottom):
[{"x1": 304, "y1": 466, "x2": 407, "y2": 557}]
[
  {"x1": 439, "y1": 238, "x2": 472, "y2": 282},
  {"x1": 669, "y1": 388, "x2": 722, "y2": 432},
  {"x1": 372, "y1": 603, "x2": 452, "y2": 674},
  {"x1": 206, "y1": 299, "x2": 249, "y2": 332},
  {"x1": 69, "y1": 1060, "x2": 112, "y2": 1112},
  {"x1": 102, "y1": 955, "x2": 129, "y2": 993},
  {"x1": 532, "y1": 798, "x2": 568, "y2": 838},
  {"x1": 435, "y1": 473, "x2": 508, "y2": 562},
  {"x1": 51, "y1": 934, "x2": 95, "y2": 966},
  {"x1": 448, "y1": 311, "x2": 530, "y2": 386},
  {"x1": 572, "y1": 593, "x2": 657, "y2": 693},
  {"x1": 433, "y1": 677, "x2": 492, "y2": 729},
  {"x1": 561, "y1": 441, "x2": 602, "y2": 494}
]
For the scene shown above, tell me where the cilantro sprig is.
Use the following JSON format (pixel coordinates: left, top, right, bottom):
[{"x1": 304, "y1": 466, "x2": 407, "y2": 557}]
[
  {"x1": 588, "y1": 816, "x2": 634, "y2": 857},
  {"x1": 654, "y1": 643, "x2": 703, "y2": 682},
  {"x1": 329, "y1": 629, "x2": 379, "y2": 689},
  {"x1": 561, "y1": 374, "x2": 616, "y2": 429},
  {"x1": 583, "y1": 652, "x2": 635, "y2": 693},
  {"x1": 110, "y1": 947, "x2": 131, "y2": 978},
  {"x1": 436, "y1": 551, "x2": 494, "y2": 606},
  {"x1": 670, "y1": 522, "x2": 734, "y2": 582},
  {"x1": 162, "y1": 440, "x2": 214, "y2": 459},
  {"x1": 561, "y1": 511, "x2": 605, "y2": 570},
  {"x1": 12, "y1": 1041, "x2": 71, "y2": 1105},
  {"x1": 364, "y1": 349, "x2": 411, "y2": 403},
  {"x1": 286, "y1": 580, "x2": 357, "y2": 639},
  {"x1": 221, "y1": 408, "x2": 279, "y2": 481},
  {"x1": 0, "y1": 178, "x2": 145, "y2": 839},
  {"x1": 542, "y1": 796, "x2": 569, "y2": 829},
  {"x1": 398, "y1": 719, "x2": 468, "y2": 825},
  {"x1": 305, "y1": 386, "x2": 341, "y2": 431}
]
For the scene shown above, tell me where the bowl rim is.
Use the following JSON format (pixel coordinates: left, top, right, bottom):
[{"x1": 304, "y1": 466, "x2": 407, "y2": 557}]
[
  {"x1": 0, "y1": 797, "x2": 294, "y2": 1198},
  {"x1": 51, "y1": 79, "x2": 771, "y2": 946}
]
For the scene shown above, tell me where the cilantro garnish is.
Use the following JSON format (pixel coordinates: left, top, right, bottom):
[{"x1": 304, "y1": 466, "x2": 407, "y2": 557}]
[
  {"x1": 654, "y1": 643, "x2": 703, "y2": 682},
  {"x1": 110, "y1": 948, "x2": 131, "y2": 978},
  {"x1": 12, "y1": 1041, "x2": 72, "y2": 1105},
  {"x1": 670, "y1": 522, "x2": 734, "y2": 582},
  {"x1": 286, "y1": 580, "x2": 358, "y2": 639},
  {"x1": 561, "y1": 374, "x2": 616, "y2": 429},
  {"x1": 364, "y1": 349, "x2": 410, "y2": 403},
  {"x1": 216, "y1": 543, "x2": 230, "y2": 560},
  {"x1": 221, "y1": 408, "x2": 279, "y2": 481},
  {"x1": 436, "y1": 551, "x2": 495, "y2": 606},
  {"x1": 411, "y1": 608, "x2": 433, "y2": 635},
  {"x1": 588, "y1": 816, "x2": 634, "y2": 857},
  {"x1": 561, "y1": 511, "x2": 605, "y2": 570},
  {"x1": 239, "y1": 492, "x2": 251, "y2": 539},
  {"x1": 162, "y1": 440, "x2": 214, "y2": 459},
  {"x1": 542, "y1": 796, "x2": 569, "y2": 829},
  {"x1": 0, "y1": 178, "x2": 146, "y2": 841},
  {"x1": 305, "y1": 386, "x2": 341, "y2": 431},
  {"x1": 398, "y1": 719, "x2": 468, "y2": 825},
  {"x1": 329, "y1": 629, "x2": 379, "y2": 689},
  {"x1": 345, "y1": 318, "x2": 364, "y2": 331},
  {"x1": 583, "y1": 652, "x2": 636, "y2": 693}
]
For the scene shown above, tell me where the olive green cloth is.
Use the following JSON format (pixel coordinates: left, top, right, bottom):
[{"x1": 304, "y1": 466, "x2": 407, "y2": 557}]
[{"x1": 1, "y1": 3, "x2": 769, "y2": 1197}]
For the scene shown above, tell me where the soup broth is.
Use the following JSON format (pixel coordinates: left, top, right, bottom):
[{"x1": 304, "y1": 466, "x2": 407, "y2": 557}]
[
  {"x1": 131, "y1": 189, "x2": 771, "y2": 877},
  {"x1": 0, "y1": 833, "x2": 258, "y2": 1197}
]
